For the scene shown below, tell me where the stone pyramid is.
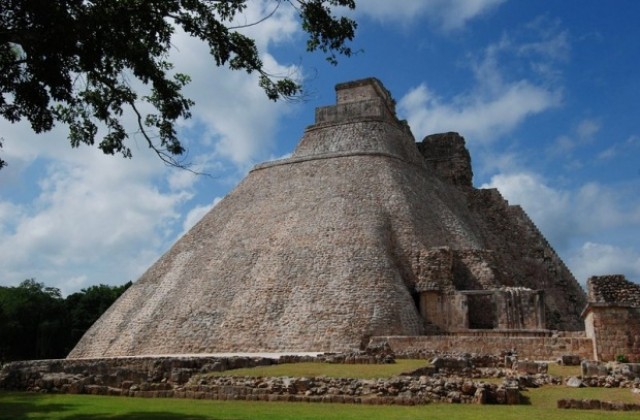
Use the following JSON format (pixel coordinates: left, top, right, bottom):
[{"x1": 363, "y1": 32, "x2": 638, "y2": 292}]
[{"x1": 69, "y1": 78, "x2": 587, "y2": 358}]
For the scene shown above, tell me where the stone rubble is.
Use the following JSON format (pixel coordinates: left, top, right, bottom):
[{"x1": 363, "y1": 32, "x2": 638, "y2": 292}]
[
  {"x1": 4, "y1": 352, "x2": 640, "y2": 409},
  {"x1": 0, "y1": 354, "x2": 522, "y2": 405}
]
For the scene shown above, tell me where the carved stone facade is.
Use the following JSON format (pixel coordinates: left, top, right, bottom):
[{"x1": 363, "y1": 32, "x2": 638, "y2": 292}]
[{"x1": 69, "y1": 78, "x2": 590, "y2": 359}]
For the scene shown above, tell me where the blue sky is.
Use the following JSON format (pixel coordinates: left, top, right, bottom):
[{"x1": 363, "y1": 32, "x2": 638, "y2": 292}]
[{"x1": 1, "y1": 0, "x2": 639, "y2": 294}]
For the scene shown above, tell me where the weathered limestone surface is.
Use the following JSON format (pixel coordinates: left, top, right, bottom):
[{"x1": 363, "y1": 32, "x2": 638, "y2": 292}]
[
  {"x1": 588, "y1": 275, "x2": 640, "y2": 305},
  {"x1": 558, "y1": 399, "x2": 640, "y2": 411},
  {"x1": 584, "y1": 275, "x2": 640, "y2": 361},
  {"x1": 418, "y1": 132, "x2": 473, "y2": 188},
  {"x1": 369, "y1": 332, "x2": 594, "y2": 361},
  {"x1": 69, "y1": 78, "x2": 587, "y2": 358}
]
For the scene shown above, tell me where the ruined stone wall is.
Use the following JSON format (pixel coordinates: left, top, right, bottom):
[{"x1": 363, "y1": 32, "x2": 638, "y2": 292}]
[
  {"x1": 452, "y1": 250, "x2": 502, "y2": 290},
  {"x1": 466, "y1": 189, "x2": 587, "y2": 330},
  {"x1": 292, "y1": 119, "x2": 421, "y2": 163},
  {"x1": 508, "y1": 205, "x2": 586, "y2": 321},
  {"x1": 586, "y1": 306, "x2": 640, "y2": 362},
  {"x1": 417, "y1": 132, "x2": 473, "y2": 188},
  {"x1": 0, "y1": 356, "x2": 517, "y2": 405},
  {"x1": 421, "y1": 288, "x2": 545, "y2": 332},
  {"x1": 585, "y1": 275, "x2": 640, "y2": 361},
  {"x1": 370, "y1": 333, "x2": 594, "y2": 361},
  {"x1": 588, "y1": 275, "x2": 640, "y2": 305},
  {"x1": 418, "y1": 292, "x2": 467, "y2": 332},
  {"x1": 493, "y1": 289, "x2": 545, "y2": 330}
]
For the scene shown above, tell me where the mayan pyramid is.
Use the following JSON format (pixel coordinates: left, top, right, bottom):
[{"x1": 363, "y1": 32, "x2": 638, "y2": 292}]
[{"x1": 69, "y1": 78, "x2": 587, "y2": 358}]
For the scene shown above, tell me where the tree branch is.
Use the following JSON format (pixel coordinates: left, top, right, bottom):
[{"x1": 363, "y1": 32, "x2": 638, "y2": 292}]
[
  {"x1": 127, "y1": 99, "x2": 203, "y2": 175},
  {"x1": 227, "y1": 1, "x2": 282, "y2": 30}
]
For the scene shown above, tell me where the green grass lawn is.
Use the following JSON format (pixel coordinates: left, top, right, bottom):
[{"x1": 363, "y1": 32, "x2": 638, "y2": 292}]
[
  {"x1": 198, "y1": 359, "x2": 429, "y2": 380},
  {"x1": 2, "y1": 361, "x2": 639, "y2": 419},
  {"x1": 546, "y1": 363, "x2": 581, "y2": 378},
  {"x1": 2, "y1": 390, "x2": 640, "y2": 420}
]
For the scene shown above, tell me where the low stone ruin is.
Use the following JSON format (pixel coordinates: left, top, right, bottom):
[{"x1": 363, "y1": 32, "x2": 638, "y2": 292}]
[
  {"x1": 4, "y1": 351, "x2": 640, "y2": 408},
  {"x1": 557, "y1": 399, "x2": 640, "y2": 411},
  {"x1": 0, "y1": 354, "x2": 522, "y2": 405}
]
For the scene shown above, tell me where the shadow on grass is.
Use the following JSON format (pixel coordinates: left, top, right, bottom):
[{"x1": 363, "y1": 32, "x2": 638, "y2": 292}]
[
  {"x1": 56, "y1": 414, "x2": 230, "y2": 420},
  {"x1": 519, "y1": 392, "x2": 532, "y2": 405},
  {"x1": 0, "y1": 393, "x2": 235, "y2": 419},
  {"x1": 0, "y1": 393, "x2": 74, "y2": 419}
]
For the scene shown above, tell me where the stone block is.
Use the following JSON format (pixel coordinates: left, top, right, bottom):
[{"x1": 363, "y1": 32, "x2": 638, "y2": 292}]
[
  {"x1": 560, "y1": 355, "x2": 581, "y2": 366},
  {"x1": 505, "y1": 387, "x2": 520, "y2": 405},
  {"x1": 566, "y1": 376, "x2": 583, "y2": 388},
  {"x1": 581, "y1": 361, "x2": 609, "y2": 377},
  {"x1": 515, "y1": 361, "x2": 547, "y2": 374}
]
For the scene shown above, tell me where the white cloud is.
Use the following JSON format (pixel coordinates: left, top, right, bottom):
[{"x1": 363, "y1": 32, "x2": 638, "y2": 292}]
[
  {"x1": 171, "y1": 30, "x2": 299, "y2": 168},
  {"x1": 399, "y1": 81, "x2": 558, "y2": 141},
  {"x1": 355, "y1": 0, "x2": 507, "y2": 30},
  {"x1": 482, "y1": 171, "x2": 640, "y2": 283},
  {"x1": 398, "y1": 17, "x2": 566, "y2": 142},
  {"x1": 0, "y1": 140, "x2": 191, "y2": 294},
  {"x1": 548, "y1": 118, "x2": 600, "y2": 158},
  {"x1": 577, "y1": 119, "x2": 600, "y2": 140},
  {"x1": 597, "y1": 134, "x2": 640, "y2": 161},
  {"x1": 230, "y1": 0, "x2": 299, "y2": 50},
  {"x1": 569, "y1": 242, "x2": 640, "y2": 284},
  {"x1": 481, "y1": 172, "x2": 575, "y2": 248},
  {"x1": 483, "y1": 173, "x2": 639, "y2": 239},
  {"x1": 0, "y1": 2, "x2": 303, "y2": 294}
]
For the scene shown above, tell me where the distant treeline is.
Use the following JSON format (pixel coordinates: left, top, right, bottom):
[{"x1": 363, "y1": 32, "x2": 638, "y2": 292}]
[{"x1": 0, "y1": 279, "x2": 131, "y2": 362}]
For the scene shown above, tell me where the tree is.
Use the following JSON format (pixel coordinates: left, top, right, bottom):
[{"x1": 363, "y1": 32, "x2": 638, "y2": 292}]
[
  {"x1": 0, "y1": 0, "x2": 356, "y2": 169},
  {"x1": 0, "y1": 279, "x2": 131, "y2": 361},
  {"x1": 0, "y1": 279, "x2": 66, "y2": 360}
]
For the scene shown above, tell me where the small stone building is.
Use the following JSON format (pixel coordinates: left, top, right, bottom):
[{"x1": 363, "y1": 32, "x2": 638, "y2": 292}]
[{"x1": 583, "y1": 275, "x2": 640, "y2": 362}]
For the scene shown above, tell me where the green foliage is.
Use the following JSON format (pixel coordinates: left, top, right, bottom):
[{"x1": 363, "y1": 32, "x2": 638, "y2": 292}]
[
  {"x1": 0, "y1": 279, "x2": 130, "y2": 362},
  {"x1": 0, "y1": 138, "x2": 5, "y2": 169},
  {"x1": 0, "y1": 279, "x2": 65, "y2": 361},
  {"x1": 615, "y1": 354, "x2": 629, "y2": 363},
  {"x1": 0, "y1": 1, "x2": 357, "y2": 169}
]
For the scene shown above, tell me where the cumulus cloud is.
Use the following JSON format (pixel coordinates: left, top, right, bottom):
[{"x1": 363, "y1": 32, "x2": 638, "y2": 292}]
[
  {"x1": 398, "y1": 17, "x2": 565, "y2": 142},
  {"x1": 0, "y1": 144, "x2": 190, "y2": 294},
  {"x1": 482, "y1": 171, "x2": 640, "y2": 283},
  {"x1": 0, "y1": 1, "x2": 305, "y2": 294},
  {"x1": 171, "y1": 32, "x2": 299, "y2": 168},
  {"x1": 569, "y1": 243, "x2": 640, "y2": 284},
  {"x1": 481, "y1": 172, "x2": 575, "y2": 249},
  {"x1": 483, "y1": 172, "x2": 639, "y2": 241},
  {"x1": 355, "y1": 0, "x2": 507, "y2": 30},
  {"x1": 399, "y1": 81, "x2": 558, "y2": 141}
]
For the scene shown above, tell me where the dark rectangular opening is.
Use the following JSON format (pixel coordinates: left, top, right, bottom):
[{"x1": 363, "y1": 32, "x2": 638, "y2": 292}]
[{"x1": 467, "y1": 294, "x2": 496, "y2": 329}]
